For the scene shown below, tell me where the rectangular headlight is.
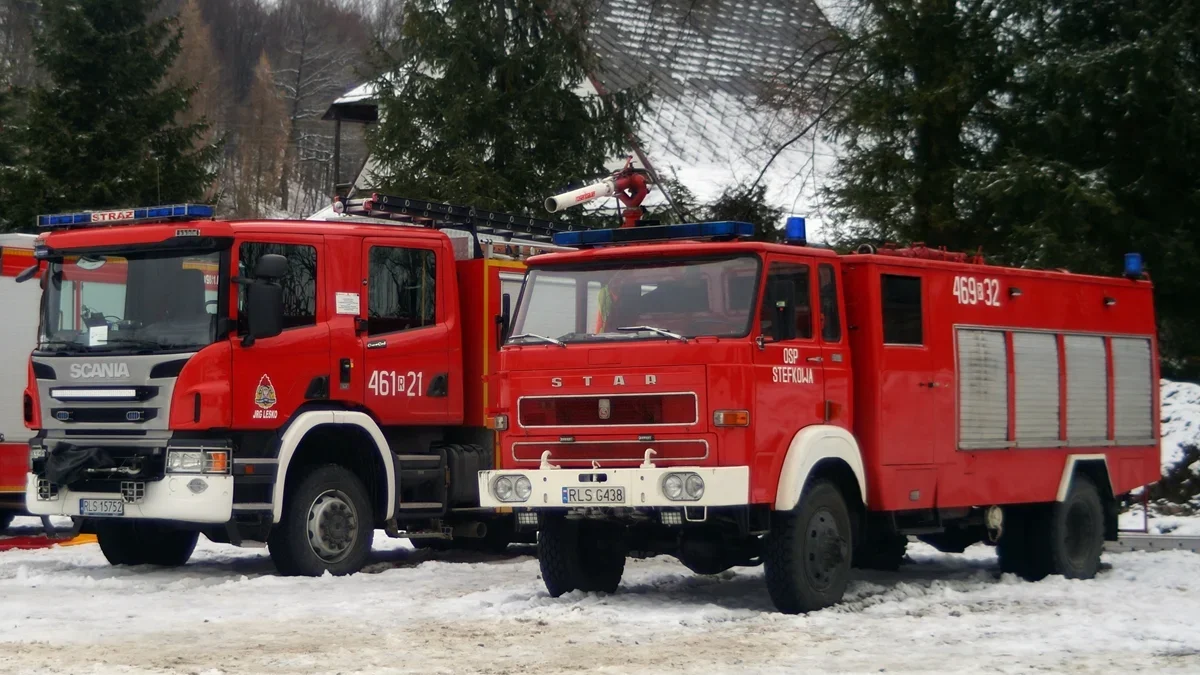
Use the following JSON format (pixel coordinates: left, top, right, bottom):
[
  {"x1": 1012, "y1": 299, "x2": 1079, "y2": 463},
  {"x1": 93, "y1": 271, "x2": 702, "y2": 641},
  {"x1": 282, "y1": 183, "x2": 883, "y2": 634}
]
[
  {"x1": 166, "y1": 451, "x2": 204, "y2": 473},
  {"x1": 166, "y1": 450, "x2": 230, "y2": 475}
]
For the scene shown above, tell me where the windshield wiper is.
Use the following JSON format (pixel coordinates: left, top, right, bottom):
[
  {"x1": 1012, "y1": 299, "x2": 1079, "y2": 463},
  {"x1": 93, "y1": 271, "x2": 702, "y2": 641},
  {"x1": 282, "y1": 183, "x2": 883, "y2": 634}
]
[
  {"x1": 617, "y1": 325, "x2": 688, "y2": 343},
  {"x1": 508, "y1": 332, "x2": 567, "y2": 347},
  {"x1": 99, "y1": 337, "x2": 163, "y2": 351},
  {"x1": 36, "y1": 339, "x2": 79, "y2": 354}
]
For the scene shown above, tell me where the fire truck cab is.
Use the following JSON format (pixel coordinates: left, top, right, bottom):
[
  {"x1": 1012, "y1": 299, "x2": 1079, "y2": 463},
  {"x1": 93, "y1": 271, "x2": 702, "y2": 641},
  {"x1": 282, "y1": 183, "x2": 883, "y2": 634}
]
[
  {"x1": 478, "y1": 220, "x2": 1159, "y2": 613},
  {"x1": 23, "y1": 199, "x2": 562, "y2": 575}
]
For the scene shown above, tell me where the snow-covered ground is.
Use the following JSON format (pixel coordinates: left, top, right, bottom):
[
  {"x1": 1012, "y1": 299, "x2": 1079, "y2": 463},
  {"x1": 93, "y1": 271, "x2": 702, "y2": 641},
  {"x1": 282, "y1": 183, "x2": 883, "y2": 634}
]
[
  {"x1": 0, "y1": 378, "x2": 1196, "y2": 673},
  {"x1": 1161, "y1": 378, "x2": 1200, "y2": 470},
  {"x1": 0, "y1": 520, "x2": 1198, "y2": 674}
]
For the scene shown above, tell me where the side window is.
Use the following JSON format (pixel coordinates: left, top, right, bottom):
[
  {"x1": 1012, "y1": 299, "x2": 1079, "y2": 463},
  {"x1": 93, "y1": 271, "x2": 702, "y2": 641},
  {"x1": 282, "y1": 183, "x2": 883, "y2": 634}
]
[
  {"x1": 881, "y1": 274, "x2": 922, "y2": 345},
  {"x1": 238, "y1": 242, "x2": 317, "y2": 332},
  {"x1": 759, "y1": 261, "x2": 812, "y2": 340},
  {"x1": 818, "y1": 263, "x2": 841, "y2": 342},
  {"x1": 367, "y1": 246, "x2": 437, "y2": 335}
]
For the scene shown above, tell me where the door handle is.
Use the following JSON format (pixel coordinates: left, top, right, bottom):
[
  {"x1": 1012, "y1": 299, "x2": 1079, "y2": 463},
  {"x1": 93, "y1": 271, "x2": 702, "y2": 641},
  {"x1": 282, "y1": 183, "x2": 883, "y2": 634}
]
[
  {"x1": 919, "y1": 381, "x2": 940, "y2": 388},
  {"x1": 806, "y1": 356, "x2": 823, "y2": 363}
]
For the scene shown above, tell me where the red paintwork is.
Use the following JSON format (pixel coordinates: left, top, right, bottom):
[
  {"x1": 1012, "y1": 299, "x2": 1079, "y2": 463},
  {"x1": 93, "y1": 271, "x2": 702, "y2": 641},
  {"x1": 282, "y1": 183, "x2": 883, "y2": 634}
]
[
  {"x1": 498, "y1": 240, "x2": 1160, "y2": 513},
  {"x1": 28, "y1": 218, "x2": 520, "y2": 445},
  {"x1": 0, "y1": 443, "x2": 27, "y2": 494}
]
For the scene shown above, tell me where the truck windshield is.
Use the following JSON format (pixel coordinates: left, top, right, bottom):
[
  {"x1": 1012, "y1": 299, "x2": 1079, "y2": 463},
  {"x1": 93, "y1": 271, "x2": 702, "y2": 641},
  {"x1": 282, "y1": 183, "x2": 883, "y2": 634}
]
[
  {"x1": 38, "y1": 249, "x2": 223, "y2": 354},
  {"x1": 510, "y1": 255, "x2": 760, "y2": 343}
]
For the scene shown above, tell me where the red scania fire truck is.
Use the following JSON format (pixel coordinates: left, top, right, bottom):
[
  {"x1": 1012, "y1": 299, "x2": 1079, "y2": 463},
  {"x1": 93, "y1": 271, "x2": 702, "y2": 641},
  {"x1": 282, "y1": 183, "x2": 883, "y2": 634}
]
[
  {"x1": 478, "y1": 219, "x2": 1160, "y2": 613},
  {"x1": 22, "y1": 198, "x2": 565, "y2": 574}
]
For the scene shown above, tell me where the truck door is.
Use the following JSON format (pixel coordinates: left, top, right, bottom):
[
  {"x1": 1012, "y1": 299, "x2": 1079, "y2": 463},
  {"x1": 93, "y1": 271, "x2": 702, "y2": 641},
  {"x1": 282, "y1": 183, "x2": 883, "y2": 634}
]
[
  {"x1": 816, "y1": 262, "x2": 851, "y2": 428},
  {"x1": 877, "y1": 270, "x2": 938, "y2": 464},
  {"x1": 230, "y1": 237, "x2": 330, "y2": 430},
  {"x1": 360, "y1": 239, "x2": 454, "y2": 425},
  {"x1": 753, "y1": 257, "x2": 826, "y2": 474}
]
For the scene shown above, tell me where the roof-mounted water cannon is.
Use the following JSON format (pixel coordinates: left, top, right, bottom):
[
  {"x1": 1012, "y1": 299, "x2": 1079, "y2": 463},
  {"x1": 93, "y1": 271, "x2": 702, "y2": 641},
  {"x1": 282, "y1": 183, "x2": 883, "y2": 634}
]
[{"x1": 544, "y1": 156, "x2": 651, "y2": 229}]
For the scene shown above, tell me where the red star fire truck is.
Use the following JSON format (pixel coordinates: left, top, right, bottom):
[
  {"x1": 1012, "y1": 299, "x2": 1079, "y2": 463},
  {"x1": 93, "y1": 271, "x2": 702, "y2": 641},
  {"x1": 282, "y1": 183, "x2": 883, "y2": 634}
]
[
  {"x1": 477, "y1": 218, "x2": 1160, "y2": 613},
  {"x1": 21, "y1": 198, "x2": 565, "y2": 574}
]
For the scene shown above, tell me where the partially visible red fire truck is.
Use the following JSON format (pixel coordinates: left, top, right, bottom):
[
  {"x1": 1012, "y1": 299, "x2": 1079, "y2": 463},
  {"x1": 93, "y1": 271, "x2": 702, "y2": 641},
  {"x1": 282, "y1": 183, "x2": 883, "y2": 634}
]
[
  {"x1": 1, "y1": 234, "x2": 41, "y2": 529},
  {"x1": 22, "y1": 198, "x2": 564, "y2": 574},
  {"x1": 478, "y1": 219, "x2": 1159, "y2": 613}
]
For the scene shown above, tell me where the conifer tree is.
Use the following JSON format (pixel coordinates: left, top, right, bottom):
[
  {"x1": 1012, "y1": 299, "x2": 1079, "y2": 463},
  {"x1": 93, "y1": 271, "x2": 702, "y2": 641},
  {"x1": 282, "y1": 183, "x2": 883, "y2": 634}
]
[
  {"x1": 8, "y1": 0, "x2": 218, "y2": 231},
  {"x1": 367, "y1": 0, "x2": 642, "y2": 218}
]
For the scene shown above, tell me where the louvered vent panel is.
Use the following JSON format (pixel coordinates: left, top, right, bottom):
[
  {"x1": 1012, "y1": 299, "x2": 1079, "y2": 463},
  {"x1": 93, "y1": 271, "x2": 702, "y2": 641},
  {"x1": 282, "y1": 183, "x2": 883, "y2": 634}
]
[
  {"x1": 1012, "y1": 332, "x2": 1060, "y2": 444},
  {"x1": 1064, "y1": 335, "x2": 1108, "y2": 444},
  {"x1": 1112, "y1": 337, "x2": 1153, "y2": 443},
  {"x1": 957, "y1": 329, "x2": 1009, "y2": 448}
]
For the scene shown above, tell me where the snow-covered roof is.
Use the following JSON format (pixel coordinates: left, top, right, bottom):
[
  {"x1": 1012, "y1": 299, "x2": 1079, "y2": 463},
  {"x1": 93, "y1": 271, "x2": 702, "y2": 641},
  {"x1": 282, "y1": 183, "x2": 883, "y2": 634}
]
[{"x1": 323, "y1": 0, "x2": 837, "y2": 236}]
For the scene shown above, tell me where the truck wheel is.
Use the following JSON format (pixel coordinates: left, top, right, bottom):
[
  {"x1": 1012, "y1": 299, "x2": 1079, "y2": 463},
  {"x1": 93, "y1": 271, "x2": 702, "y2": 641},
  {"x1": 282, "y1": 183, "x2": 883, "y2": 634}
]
[
  {"x1": 96, "y1": 521, "x2": 199, "y2": 567},
  {"x1": 765, "y1": 479, "x2": 852, "y2": 614},
  {"x1": 538, "y1": 516, "x2": 626, "y2": 596},
  {"x1": 269, "y1": 465, "x2": 374, "y2": 577},
  {"x1": 1047, "y1": 475, "x2": 1105, "y2": 579}
]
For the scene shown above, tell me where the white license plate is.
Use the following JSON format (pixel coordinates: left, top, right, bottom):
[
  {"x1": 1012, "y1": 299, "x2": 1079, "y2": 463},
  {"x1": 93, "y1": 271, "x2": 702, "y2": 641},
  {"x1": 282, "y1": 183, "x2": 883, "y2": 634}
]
[
  {"x1": 79, "y1": 498, "x2": 124, "y2": 517},
  {"x1": 561, "y1": 486, "x2": 625, "y2": 505}
]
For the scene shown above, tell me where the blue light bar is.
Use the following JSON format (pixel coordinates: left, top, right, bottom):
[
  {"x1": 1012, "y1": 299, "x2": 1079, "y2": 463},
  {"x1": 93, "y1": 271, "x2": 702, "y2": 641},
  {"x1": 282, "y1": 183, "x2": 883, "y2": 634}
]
[
  {"x1": 552, "y1": 221, "x2": 754, "y2": 247},
  {"x1": 36, "y1": 204, "x2": 215, "y2": 229}
]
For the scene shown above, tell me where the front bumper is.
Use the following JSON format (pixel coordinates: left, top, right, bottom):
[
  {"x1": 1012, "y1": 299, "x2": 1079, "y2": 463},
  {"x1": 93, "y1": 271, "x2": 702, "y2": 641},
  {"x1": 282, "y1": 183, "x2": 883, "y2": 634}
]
[
  {"x1": 477, "y1": 466, "x2": 750, "y2": 509},
  {"x1": 25, "y1": 472, "x2": 233, "y2": 523}
]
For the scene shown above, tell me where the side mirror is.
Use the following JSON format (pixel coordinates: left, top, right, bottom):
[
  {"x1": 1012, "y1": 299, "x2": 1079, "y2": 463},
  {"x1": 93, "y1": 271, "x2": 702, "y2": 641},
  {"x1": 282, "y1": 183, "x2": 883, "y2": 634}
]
[
  {"x1": 15, "y1": 263, "x2": 39, "y2": 284},
  {"x1": 243, "y1": 281, "x2": 283, "y2": 346},
  {"x1": 253, "y1": 253, "x2": 288, "y2": 280}
]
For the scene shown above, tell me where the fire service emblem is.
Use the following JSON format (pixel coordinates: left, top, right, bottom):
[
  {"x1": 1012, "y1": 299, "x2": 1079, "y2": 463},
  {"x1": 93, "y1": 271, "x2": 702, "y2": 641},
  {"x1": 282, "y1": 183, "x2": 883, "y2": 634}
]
[{"x1": 598, "y1": 398, "x2": 611, "y2": 420}]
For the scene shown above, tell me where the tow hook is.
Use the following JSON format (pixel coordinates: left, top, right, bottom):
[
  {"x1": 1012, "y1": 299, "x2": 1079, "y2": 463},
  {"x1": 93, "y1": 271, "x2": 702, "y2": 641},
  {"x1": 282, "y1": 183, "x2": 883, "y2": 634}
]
[{"x1": 40, "y1": 515, "x2": 84, "y2": 540}]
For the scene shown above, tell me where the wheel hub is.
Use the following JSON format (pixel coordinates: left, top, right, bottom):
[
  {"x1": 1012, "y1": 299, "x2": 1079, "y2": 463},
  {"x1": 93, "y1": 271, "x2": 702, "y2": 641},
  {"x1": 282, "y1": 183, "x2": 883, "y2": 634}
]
[
  {"x1": 804, "y1": 508, "x2": 847, "y2": 591},
  {"x1": 306, "y1": 489, "x2": 359, "y2": 563}
]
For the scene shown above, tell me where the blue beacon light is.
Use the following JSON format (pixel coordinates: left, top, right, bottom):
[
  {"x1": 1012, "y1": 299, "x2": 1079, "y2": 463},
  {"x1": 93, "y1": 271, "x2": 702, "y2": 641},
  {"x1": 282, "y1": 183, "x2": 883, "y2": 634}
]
[
  {"x1": 1123, "y1": 253, "x2": 1143, "y2": 279},
  {"x1": 784, "y1": 216, "x2": 807, "y2": 244}
]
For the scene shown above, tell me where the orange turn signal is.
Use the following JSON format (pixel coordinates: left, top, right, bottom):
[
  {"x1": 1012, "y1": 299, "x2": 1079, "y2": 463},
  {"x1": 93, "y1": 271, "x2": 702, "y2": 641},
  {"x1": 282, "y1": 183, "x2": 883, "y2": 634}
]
[
  {"x1": 486, "y1": 414, "x2": 509, "y2": 431},
  {"x1": 206, "y1": 451, "x2": 229, "y2": 474},
  {"x1": 712, "y1": 410, "x2": 750, "y2": 427}
]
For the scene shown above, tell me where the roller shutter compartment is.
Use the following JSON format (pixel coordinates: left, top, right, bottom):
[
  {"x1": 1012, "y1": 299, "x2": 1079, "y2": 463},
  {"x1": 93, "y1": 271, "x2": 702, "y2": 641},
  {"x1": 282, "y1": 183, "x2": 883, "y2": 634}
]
[
  {"x1": 1111, "y1": 337, "x2": 1153, "y2": 445},
  {"x1": 1064, "y1": 335, "x2": 1108, "y2": 445},
  {"x1": 1012, "y1": 332, "x2": 1061, "y2": 446},
  {"x1": 957, "y1": 329, "x2": 1009, "y2": 449}
]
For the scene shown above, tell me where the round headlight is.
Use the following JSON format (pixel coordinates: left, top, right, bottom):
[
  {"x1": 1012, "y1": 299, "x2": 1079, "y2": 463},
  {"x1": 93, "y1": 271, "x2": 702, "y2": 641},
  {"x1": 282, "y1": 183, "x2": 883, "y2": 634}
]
[
  {"x1": 684, "y1": 474, "x2": 705, "y2": 500},
  {"x1": 662, "y1": 473, "x2": 684, "y2": 500},
  {"x1": 514, "y1": 476, "x2": 532, "y2": 501},
  {"x1": 494, "y1": 476, "x2": 515, "y2": 501}
]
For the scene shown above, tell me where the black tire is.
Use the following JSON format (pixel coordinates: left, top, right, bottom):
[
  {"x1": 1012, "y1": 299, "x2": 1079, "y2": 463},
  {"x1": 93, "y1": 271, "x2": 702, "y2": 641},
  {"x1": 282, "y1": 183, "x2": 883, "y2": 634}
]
[
  {"x1": 538, "y1": 516, "x2": 626, "y2": 596},
  {"x1": 0, "y1": 511, "x2": 15, "y2": 532},
  {"x1": 269, "y1": 464, "x2": 374, "y2": 577},
  {"x1": 764, "y1": 479, "x2": 853, "y2": 614},
  {"x1": 854, "y1": 532, "x2": 907, "y2": 571},
  {"x1": 1047, "y1": 476, "x2": 1105, "y2": 579},
  {"x1": 96, "y1": 521, "x2": 199, "y2": 567}
]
